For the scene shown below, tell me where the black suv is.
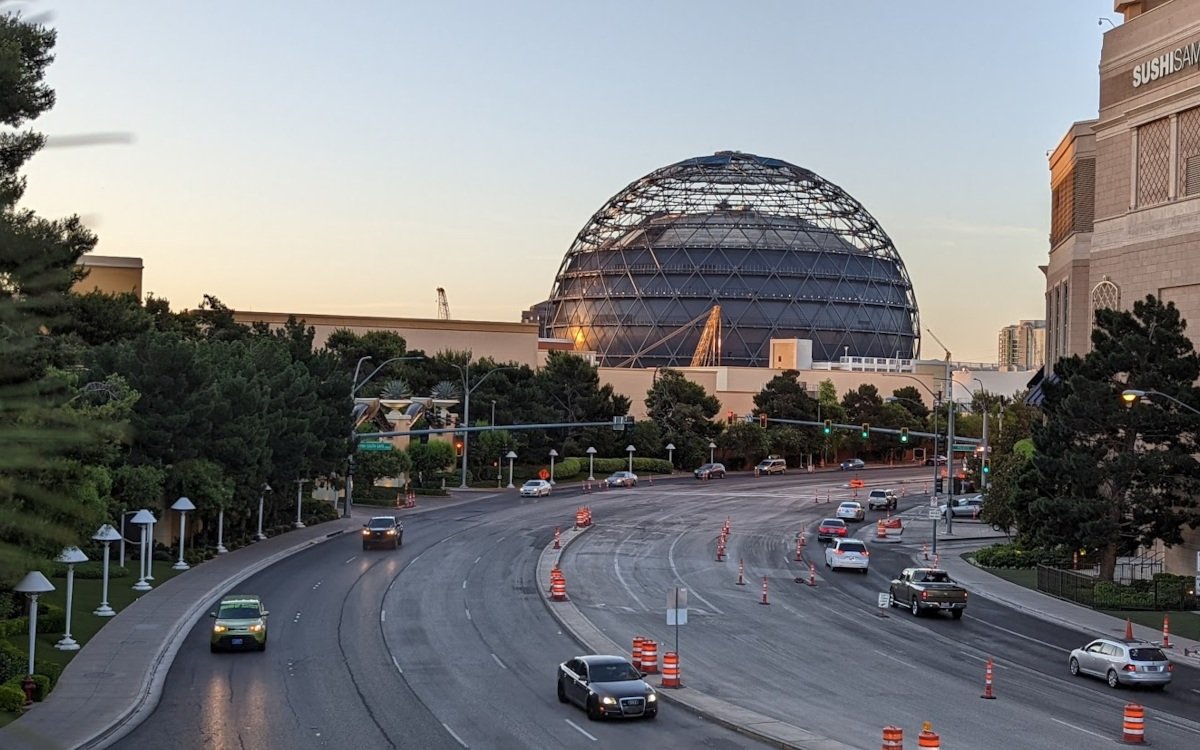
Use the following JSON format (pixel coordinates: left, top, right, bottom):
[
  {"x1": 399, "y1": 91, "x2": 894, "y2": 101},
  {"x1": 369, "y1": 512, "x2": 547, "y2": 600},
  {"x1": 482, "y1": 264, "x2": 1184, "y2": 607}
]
[{"x1": 362, "y1": 516, "x2": 404, "y2": 550}]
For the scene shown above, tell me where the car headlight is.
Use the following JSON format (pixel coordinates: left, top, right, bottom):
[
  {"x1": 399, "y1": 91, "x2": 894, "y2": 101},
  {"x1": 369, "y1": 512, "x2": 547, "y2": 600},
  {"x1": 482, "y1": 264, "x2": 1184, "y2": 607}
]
[
  {"x1": 362, "y1": 529, "x2": 371, "y2": 536},
  {"x1": 646, "y1": 692, "x2": 657, "y2": 702},
  {"x1": 249, "y1": 623, "x2": 264, "y2": 632},
  {"x1": 386, "y1": 529, "x2": 396, "y2": 535},
  {"x1": 213, "y1": 625, "x2": 227, "y2": 633},
  {"x1": 600, "y1": 696, "x2": 617, "y2": 705}
]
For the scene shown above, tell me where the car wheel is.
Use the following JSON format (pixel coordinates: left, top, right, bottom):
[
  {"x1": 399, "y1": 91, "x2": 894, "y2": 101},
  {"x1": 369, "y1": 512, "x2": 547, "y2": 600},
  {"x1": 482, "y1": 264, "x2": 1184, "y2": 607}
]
[
  {"x1": 950, "y1": 609, "x2": 963, "y2": 620},
  {"x1": 1069, "y1": 658, "x2": 1081, "y2": 676},
  {"x1": 557, "y1": 679, "x2": 569, "y2": 704},
  {"x1": 586, "y1": 697, "x2": 603, "y2": 721},
  {"x1": 1107, "y1": 670, "x2": 1121, "y2": 689},
  {"x1": 910, "y1": 599, "x2": 921, "y2": 617}
]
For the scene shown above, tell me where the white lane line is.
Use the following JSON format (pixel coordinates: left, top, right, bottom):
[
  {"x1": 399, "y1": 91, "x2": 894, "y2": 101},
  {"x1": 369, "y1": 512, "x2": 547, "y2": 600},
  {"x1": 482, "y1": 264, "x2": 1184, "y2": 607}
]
[
  {"x1": 613, "y1": 536, "x2": 649, "y2": 612},
  {"x1": 380, "y1": 610, "x2": 386, "y2": 623},
  {"x1": 873, "y1": 649, "x2": 910, "y2": 668},
  {"x1": 343, "y1": 556, "x2": 356, "y2": 564},
  {"x1": 666, "y1": 531, "x2": 724, "y2": 615},
  {"x1": 971, "y1": 618, "x2": 1062, "y2": 652},
  {"x1": 465, "y1": 608, "x2": 472, "y2": 621},
  {"x1": 491, "y1": 653, "x2": 507, "y2": 669},
  {"x1": 442, "y1": 722, "x2": 469, "y2": 748},
  {"x1": 462, "y1": 580, "x2": 467, "y2": 589},
  {"x1": 1050, "y1": 717, "x2": 1110, "y2": 740},
  {"x1": 564, "y1": 719, "x2": 597, "y2": 741},
  {"x1": 392, "y1": 655, "x2": 402, "y2": 674},
  {"x1": 1154, "y1": 715, "x2": 1200, "y2": 734},
  {"x1": 959, "y1": 651, "x2": 1007, "y2": 668},
  {"x1": 474, "y1": 556, "x2": 482, "y2": 564}
]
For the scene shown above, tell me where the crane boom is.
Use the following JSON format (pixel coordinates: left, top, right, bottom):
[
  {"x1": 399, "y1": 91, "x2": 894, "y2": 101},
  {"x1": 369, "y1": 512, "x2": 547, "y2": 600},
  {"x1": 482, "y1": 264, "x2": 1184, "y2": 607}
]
[
  {"x1": 436, "y1": 288, "x2": 450, "y2": 320},
  {"x1": 925, "y1": 328, "x2": 951, "y2": 362},
  {"x1": 690, "y1": 305, "x2": 722, "y2": 367}
]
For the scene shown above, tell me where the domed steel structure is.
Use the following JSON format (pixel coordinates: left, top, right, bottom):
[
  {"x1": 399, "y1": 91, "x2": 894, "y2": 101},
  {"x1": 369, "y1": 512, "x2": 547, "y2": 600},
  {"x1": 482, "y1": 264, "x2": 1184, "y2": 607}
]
[{"x1": 541, "y1": 151, "x2": 920, "y2": 368}]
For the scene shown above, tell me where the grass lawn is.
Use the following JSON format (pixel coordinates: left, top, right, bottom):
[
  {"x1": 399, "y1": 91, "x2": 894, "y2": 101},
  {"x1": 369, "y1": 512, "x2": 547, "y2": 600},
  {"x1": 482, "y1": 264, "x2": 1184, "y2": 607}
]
[{"x1": 969, "y1": 559, "x2": 1200, "y2": 642}]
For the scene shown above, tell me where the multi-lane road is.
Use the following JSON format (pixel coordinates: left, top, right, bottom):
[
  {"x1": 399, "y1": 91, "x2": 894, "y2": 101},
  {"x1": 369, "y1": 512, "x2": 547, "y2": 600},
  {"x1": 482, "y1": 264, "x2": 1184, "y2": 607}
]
[{"x1": 113, "y1": 468, "x2": 1200, "y2": 749}]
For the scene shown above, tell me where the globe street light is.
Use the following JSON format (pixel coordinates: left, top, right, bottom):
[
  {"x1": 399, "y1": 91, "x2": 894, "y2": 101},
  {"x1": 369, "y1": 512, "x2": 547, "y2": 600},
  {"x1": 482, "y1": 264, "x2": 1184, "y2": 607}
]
[
  {"x1": 708, "y1": 441, "x2": 716, "y2": 464},
  {"x1": 586, "y1": 446, "x2": 597, "y2": 481},
  {"x1": 15, "y1": 571, "x2": 54, "y2": 685},
  {"x1": 92, "y1": 524, "x2": 121, "y2": 617},
  {"x1": 294, "y1": 478, "x2": 309, "y2": 529},
  {"x1": 666, "y1": 443, "x2": 675, "y2": 470},
  {"x1": 54, "y1": 547, "x2": 88, "y2": 651},
  {"x1": 626, "y1": 444, "x2": 636, "y2": 474},
  {"x1": 171, "y1": 496, "x2": 195, "y2": 570},
  {"x1": 548, "y1": 449, "x2": 559, "y2": 485},
  {"x1": 505, "y1": 450, "x2": 518, "y2": 489},
  {"x1": 256, "y1": 482, "x2": 272, "y2": 541},
  {"x1": 1122, "y1": 388, "x2": 1200, "y2": 416},
  {"x1": 131, "y1": 508, "x2": 156, "y2": 591}
]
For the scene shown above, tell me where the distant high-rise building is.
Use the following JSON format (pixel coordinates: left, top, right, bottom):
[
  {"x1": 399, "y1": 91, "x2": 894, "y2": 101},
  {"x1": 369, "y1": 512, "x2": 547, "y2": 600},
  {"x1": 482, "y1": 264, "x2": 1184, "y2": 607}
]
[{"x1": 997, "y1": 320, "x2": 1045, "y2": 370}]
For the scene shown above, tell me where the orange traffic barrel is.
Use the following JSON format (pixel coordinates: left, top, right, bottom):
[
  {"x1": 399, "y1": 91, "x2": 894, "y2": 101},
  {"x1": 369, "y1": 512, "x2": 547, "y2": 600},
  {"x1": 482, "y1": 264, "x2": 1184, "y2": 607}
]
[
  {"x1": 917, "y1": 721, "x2": 940, "y2": 748},
  {"x1": 1122, "y1": 703, "x2": 1145, "y2": 744},
  {"x1": 632, "y1": 636, "x2": 645, "y2": 666},
  {"x1": 640, "y1": 639, "x2": 659, "y2": 674},
  {"x1": 550, "y1": 575, "x2": 568, "y2": 601},
  {"x1": 875, "y1": 520, "x2": 887, "y2": 539},
  {"x1": 661, "y1": 651, "x2": 681, "y2": 688},
  {"x1": 882, "y1": 725, "x2": 903, "y2": 749},
  {"x1": 574, "y1": 508, "x2": 587, "y2": 528}
]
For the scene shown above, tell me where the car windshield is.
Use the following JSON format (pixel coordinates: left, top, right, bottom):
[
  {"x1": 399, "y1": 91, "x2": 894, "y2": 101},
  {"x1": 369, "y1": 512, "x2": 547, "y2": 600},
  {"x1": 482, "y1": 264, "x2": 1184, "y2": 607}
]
[
  {"x1": 368, "y1": 518, "x2": 395, "y2": 529},
  {"x1": 822, "y1": 519, "x2": 844, "y2": 527},
  {"x1": 591, "y1": 663, "x2": 640, "y2": 682},
  {"x1": 1129, "y1": 647, "x2": 1167, "y2": 661},
  {"x1": 839, "y1": 503, "x2": 857, "y2": 509},
  {"x1": 840, "y1": 542, "x2": 866, "y2": 553},
  {"x1": 523, "y1": 481, "x2": 539, "y2": 487},
  {"x1": 219, "y1": 604, "x2": 260, "y2": 618}
]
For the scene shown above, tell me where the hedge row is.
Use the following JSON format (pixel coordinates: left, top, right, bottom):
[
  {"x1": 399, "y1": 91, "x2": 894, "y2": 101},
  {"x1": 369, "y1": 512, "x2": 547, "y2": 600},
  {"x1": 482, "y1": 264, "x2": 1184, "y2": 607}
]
[{"x1": 972, "y1": 543, "x2": 1072, "y2": 569}]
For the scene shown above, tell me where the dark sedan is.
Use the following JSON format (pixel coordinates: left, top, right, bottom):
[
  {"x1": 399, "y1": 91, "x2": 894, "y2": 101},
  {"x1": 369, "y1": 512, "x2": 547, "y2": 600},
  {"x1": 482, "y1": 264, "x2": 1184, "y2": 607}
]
[
  {"x1": 557, "y1": 654, "x2": 658, "y2": 720},
  {"x1": 816, "y1": 518, "x2": 848, "y2": 543},
  {"x1": 693, "y1": 462, "x2": 726, "y2": 479}
]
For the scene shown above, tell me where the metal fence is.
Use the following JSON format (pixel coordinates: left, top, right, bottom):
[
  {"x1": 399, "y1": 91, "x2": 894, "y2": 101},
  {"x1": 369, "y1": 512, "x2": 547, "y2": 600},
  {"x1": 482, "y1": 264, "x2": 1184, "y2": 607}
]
[{"x1": 1036, "y1": 565, "x2": 1194, "y2": 611}]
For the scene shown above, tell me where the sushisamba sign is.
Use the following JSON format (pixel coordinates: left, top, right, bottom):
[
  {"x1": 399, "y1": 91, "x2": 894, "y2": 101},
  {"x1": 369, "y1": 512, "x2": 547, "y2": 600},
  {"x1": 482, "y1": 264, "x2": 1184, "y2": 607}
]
[{"x1": 1132, "y1": 39, "x2": 1200, "y2": 88}]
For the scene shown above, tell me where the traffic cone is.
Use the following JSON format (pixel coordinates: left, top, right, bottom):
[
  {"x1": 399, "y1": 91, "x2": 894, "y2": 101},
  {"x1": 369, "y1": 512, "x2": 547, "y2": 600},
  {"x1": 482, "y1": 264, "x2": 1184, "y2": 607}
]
[
  {"x1": 736, "y1": 558, "x2": 746, "y2": 585},
  {"x1": 553, "y1": 526, "x2": 561, "y2": 550},
  {"x1": 1125, "y1": 617, "x2": 1134, "y2": 640},
  {"x1": 922, "y1": 542, "x2": 929, "y2": 561},
  {"x1": 1162, "y1": 615, "x2": 1172, "y2": 648},
  {"x1": 981, "y1": 657, "x2": 996, "y2": 699},
  {"x1": 808, "y1": 563, "x2": 816, "y2": 587},
  {"x1": 759, "y1": 576, "x2": 770, "y2": 605}
]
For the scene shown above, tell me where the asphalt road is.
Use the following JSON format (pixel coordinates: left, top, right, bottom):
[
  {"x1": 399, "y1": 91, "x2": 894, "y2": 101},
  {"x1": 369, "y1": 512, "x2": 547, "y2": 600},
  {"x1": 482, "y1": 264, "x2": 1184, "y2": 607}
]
[{"x1": 111, "y1": 467, "x2": 1200, "y2": 749}]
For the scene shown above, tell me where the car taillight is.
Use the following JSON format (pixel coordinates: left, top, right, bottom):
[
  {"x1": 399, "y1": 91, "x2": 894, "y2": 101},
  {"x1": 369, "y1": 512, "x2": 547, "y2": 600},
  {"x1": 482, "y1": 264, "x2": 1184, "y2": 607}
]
[
  {"x1": 1167, "y1": 664, "x2": 1174, "y2": 672},
  {"x1": 835, "y1": 549, "x2": 843, "y2": 555},
  {"x1": 962, "y1": 591, "x2": 967, "y2": 599},
  {"x1": 921, "y1": 591, "x2": 929, "y2": 601},
  {"x1": 862, "y1": 550, "x2": 869, "y2": 556},
  {"x1": 1123, "y1": 664, "x2": 1137, "y2": 672}
]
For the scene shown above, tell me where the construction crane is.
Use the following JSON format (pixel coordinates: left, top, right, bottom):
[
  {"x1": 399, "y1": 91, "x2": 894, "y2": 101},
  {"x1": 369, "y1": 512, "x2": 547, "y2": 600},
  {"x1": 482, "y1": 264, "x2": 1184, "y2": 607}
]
[
  {"x1": 925, "y1": 328, "x2": 951, "y2": 361},
  {"x1": 436, "y1": 288, "x2": 450, "y2": 320},
  {"x1": 690, "y1": 305, "x2": 723, "y2": 367}
]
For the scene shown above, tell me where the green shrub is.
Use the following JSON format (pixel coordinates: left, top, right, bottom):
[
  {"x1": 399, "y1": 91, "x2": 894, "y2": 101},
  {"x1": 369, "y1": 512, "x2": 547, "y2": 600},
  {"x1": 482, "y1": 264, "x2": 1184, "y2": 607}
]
[
  {"x1": 33, "y1": 660, "x2": 61, "y2": 689},
  {"x1": 554, "y1": 458, "x2": 581, "y2": 479},
  {"x1": 973, "y1": 542, "x2": 1072, "y2": 569},
  {"x1": 0, "y1": 682, "x2": 24, "y2": 713},
  {"x1": 1094, "y1": 581, "x2": 1155, "y2": 609},
  {"x1": 0, "y1": 642, "x2": 26, "y2": 684},
  {"x1": 29, "y1": 674, "x2": 50, "y2": 701},
  {"x1": 36, "y1": 603, "x2": 65, "y2": 634}
]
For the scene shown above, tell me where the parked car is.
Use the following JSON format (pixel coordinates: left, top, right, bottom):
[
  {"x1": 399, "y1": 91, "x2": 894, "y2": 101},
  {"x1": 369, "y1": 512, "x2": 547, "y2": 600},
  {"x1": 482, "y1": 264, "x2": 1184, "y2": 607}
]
[
  {"x1": 693, "y1": 462, "x2": 726, "y2": 479},
  {"x1": 940, "y1": 495, "x2": 985, "y2": 519},
  {"x1": 824, "y1": 538, "x2": 870, "y2": 573},
  {"x1": 362, "y1": 515, "x2": 404, "y2": 550},
  {"x1": 816, "y1": 518, "x2": 848, "y2": 543},
  {"x1": 867, "y1": 488, "x2": 898, "y2": 511},
  {"x1": 888, "y1": 568, "x2": 968, "y2": 619},
  {"x1": 557, "y1": 654, "x2": 658, "y2": 720},
  {"x1": 835, "y1": 501, "x2": 866, "y2": 522},
  {"x1": 210, "y1": 594, "x2": 269, "y2": 652},
  {"x1": 520, "y1": 479, "x2": 552, "y2": 497},
  {"x1": 755, "y1": 457, "x2": 787, "y2": 475},
  {"x1": 1068, "y1": 638, "x2": 1172, "y2": 689},
  {"x1": 924, "y1": 455, "x2": 948, "y2": 466},
  {"x1": 840, "y1": 458, "x2": 865, "y2": 471},
  {"x1": 605, "y1": 471, "x2": 638, "y2": 487}
]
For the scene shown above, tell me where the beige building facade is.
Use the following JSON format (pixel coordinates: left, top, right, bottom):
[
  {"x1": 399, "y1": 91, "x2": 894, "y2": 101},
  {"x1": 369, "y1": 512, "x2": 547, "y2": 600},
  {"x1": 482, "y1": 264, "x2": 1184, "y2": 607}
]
[
  {"x1": 75, "y1": 255, "x2": 143, "y2": 298},
  {"x1": 997, "y1": 320, "x2": 1046, "y2": 371},
  {"x1": 1046, "y1": 0, "x2": 1200, "y2": 576}
]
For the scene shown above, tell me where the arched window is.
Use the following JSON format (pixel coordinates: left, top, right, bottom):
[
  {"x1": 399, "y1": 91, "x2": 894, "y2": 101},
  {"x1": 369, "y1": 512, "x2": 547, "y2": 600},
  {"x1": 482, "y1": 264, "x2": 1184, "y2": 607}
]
[{"x1": 1091, "y1": 278, "x2": 1120, "y2": 327}]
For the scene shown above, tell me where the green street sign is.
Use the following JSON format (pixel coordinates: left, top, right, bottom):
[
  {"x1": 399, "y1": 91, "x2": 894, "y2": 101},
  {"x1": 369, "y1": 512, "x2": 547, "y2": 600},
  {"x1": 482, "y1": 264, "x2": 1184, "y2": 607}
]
[
  {"x1": 357, "y1": 442, "x2": 393, "y2": 452},
  {"x1": 951, "y1": 444, "x2": 978, "y2": 453}
]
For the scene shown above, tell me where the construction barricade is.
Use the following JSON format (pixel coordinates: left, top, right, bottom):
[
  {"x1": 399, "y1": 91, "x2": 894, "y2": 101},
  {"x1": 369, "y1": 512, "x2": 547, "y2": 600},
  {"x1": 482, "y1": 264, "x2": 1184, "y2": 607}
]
[
  {"x1": 1122, "y1": 703, "x2": 1145, "y2": 744},
  {"x1": 661, "y1": 651, "x2": 681, "y2": 688},
  {"x1": 640, "y1": 640, "x2": 659, "y2": 674}
]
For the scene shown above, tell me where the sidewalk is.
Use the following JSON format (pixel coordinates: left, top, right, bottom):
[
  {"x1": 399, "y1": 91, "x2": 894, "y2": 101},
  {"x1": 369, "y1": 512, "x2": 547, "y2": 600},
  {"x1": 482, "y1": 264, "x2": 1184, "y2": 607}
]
[{"x1": 0, "y1": 492, "x2": 493, "y2": 750}]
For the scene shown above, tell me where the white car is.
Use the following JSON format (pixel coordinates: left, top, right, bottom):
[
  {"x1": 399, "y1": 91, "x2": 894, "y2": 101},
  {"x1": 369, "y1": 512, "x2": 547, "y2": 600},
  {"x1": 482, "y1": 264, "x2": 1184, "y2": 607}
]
[
  {"x1": 835, "y1": 501, "x2": 865, "y2": 522},
  {"x1": 867, "y1": 489, "x2": 897, "y2": 511},
  {"x1": 825, "y1": 538, "x2": 870, "y2": 572},
  {"x1": 519, "y1": 479, "x2": 552, "y2": 497}
]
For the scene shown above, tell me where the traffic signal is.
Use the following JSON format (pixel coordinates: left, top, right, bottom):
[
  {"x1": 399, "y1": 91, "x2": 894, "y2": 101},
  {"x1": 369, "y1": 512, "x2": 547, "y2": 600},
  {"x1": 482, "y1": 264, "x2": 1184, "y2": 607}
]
[
  {"x1": 759, "y1": 413, "x2": 768, "y2": 428},
  {"x1": 900, "y1": 427, "x2": 909, "y2": 443},
  {"x1": 982, "y1": 462, "x2": 990, "y2": 474},
  {"x1": 726, "y1": 410, "x2": 734, "y2": 425},
  {"x1": 823, "y1": 419, "x2": 832, "y2": 435},
  {"x1": 861, "y1": 423, "x2": 870, "y2": 439},
  {"x1": 455, "y1": 439, "x2": 464, "y2": 457}
]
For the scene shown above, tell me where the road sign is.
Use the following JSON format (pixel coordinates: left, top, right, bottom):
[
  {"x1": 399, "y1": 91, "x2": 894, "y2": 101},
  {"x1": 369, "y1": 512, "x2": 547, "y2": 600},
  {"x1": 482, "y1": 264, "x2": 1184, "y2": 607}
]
[
  {"x1": 612, "y1": 415, "x2": 626, "y2": 431},
  {"x1": 538, "y1": 468, "x2": 550, "y2": 480},
  {"x1": 357, "y1": 442, "x2": 393, "y2": 452},
  {"x1": 877, "y1": 593, "x2": 890, "y2": 609},
  {"x1": 928, "y1": 508, "x2": 941, "y2": 519},
  {"x1": 667, "y1": 588, "x2": 688, "y2": 626},
  {"x1": 929, "y1": 497, "x2": 938, "y2": 507},
  {"x1": 951, "y1": 444, "x2": 977, "y2": 453}
]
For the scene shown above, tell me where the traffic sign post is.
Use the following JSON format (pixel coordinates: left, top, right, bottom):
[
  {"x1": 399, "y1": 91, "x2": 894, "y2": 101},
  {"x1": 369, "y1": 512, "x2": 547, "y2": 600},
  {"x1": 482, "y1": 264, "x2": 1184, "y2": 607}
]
[
  {"x1": 667, "y1": 587, "x2": 687, "y2": 656},
  {"x1": 876, "y1": 592, "x2": 890, "y2": 618}
]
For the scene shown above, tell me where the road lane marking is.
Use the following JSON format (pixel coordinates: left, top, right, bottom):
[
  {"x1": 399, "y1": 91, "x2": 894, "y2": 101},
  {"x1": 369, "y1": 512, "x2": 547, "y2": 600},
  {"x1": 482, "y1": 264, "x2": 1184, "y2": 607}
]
[
  {"x1": 666, "y1": 531, "x2": 724, "y2": 615},
  {"x1": 392, "y1": 655, "x2": 402, "y2": 674},
  {"x1": 874, "y1": 649, "x2": 910, "y2": 668},
  {"x1": 462, "y1": 580, "x2": 467, "y2": 589},
  {"x1": 311, "y1": 581, "x2": 322, "y2": 590},
  {"x1": 343, "y1": 556, "x2": 356, "y2": 564},
  {"x1": 1154, "y1": 715, "x2": 1200, "y2": 734},
  {"x1": 491, "y1": 653, "x2": 507, "y2": 669},
  {"x1": 442, "y1": 722, "x2": 469, "y2": 748},
  {"x1": 1050, "y1": 717, "x2": 1109, "y2": 740},
  {"x1": 474, "y1": 556, "x2": 482, "y2": 564},
  {"x1": 465, "y1": 608, "x2": 472, "y2": 621},
  {"x1": 293, "y1": 612, "x2": 301, "y2": 623},
  {"x1": 564, "y1": 719, "x2": 597, "y2": 741},
  {"x1": 380, "y1": 610, "x2": 385, "y2": 623},
  {"x1": 613, "y1": 536, "x2": 649, "y2": 612}
]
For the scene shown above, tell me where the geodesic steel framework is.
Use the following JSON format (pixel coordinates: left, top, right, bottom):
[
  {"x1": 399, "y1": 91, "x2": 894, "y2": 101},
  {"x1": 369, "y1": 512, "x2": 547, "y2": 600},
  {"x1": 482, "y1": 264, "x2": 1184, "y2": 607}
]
[{"x1": 541, "y1": 151, "x2": 920, "y2": 368}]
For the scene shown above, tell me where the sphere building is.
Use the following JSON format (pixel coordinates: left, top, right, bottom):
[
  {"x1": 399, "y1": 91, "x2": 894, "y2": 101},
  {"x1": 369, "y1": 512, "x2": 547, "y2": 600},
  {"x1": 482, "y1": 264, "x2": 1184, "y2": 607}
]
[{"x1": 541, "y1": 151, "x2": 919, "y2": 368}]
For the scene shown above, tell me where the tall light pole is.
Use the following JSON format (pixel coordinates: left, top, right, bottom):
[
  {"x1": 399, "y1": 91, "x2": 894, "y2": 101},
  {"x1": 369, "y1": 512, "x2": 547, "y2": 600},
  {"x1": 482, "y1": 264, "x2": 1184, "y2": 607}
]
[
  {"x1": 171, "y1": 496, "x2": 195, "y2": 570},
  {"x1": 1122, "y1": 388, "x2": 1200, "y2": 416},
  {"x1": 973, "y1": 378, "x2": 990, "y2": 490},
  {"x1": 708, "y1": 441, "x2": 716, "y2": 464},
  {"x1": 131, "y1": 508, "x2": 155, "y2": 591},
  {"x1": 294, "y1": 478, "x2": 309, "y2": 528},
  {"x1": 586, "y1": 446, "x2": 596, "y2": 481},
  {"x1": 548, "y1": 448, "x2": 558, "y2": 485},
  {"x1": 347, "y1": 355, "x2": 424, "y2": 517},
  {"x1": 15, "y1": 572, "x2": 54, "y2": 679},
  {"x1": 256, "y1": 483, "x2": 272, "y2": 541},
  {"x1": 626, "y1": 444, "x2": 636, "y2": 474},
  {"x1": 505, "y1": 450, "x2": 518, "y2": 489},
  {"x1": 54, "y1": 547, "x2": 87, "y2": 651},
  {"x1": 92, "y1": 524, "x2": 121, "y2": 617},
  {"x1": 451, "y1": 361, "x2": 515, "y2": 489},
  {"x1": 666, "y1": 443, "x2": 675, "y2": 469}
]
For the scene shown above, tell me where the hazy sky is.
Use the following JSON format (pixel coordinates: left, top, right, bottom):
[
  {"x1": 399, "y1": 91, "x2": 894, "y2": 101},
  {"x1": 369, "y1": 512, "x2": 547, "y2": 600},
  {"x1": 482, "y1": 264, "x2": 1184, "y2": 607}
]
[{"x1": 19, "y1": 1, "x2": 1117, "y2": 363}]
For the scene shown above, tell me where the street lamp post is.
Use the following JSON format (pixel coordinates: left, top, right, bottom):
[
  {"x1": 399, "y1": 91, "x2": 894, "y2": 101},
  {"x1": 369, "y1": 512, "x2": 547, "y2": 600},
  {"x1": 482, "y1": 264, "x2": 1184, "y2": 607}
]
[
  {"x1": 215, "y1": 502, "x2": 228, "y2": 554},
  {"x1": 505, "y1": 450, "x2": 518, "y2": 489},
  {"x1": 626, "y1": 444, "x2": 636, "y2": 474},
  {"x1": 586, "y1": 447, "x2": 596, "y2": 481},
  {"x1": 92, "y1": 524, "x2": 121, "y2": 617},
  {"x1": 452, "y1": 362, "x2": 515, "y2": 489},
  {"x1": 15, "y1": 571, "x2": 55, "y2": 682},
  {"x1": 131, "y1": 508, "x2": 155, "y2": 591},
  {"x1": 256, "y1": 482, "x2": 272, "y2": 541},
  {"x1": 171, "y1": 496, "x2": 195, "y2": 570},
  {"x1": 973, "y1": 378, "x2": 990, "y2": 490},
  {"x1": 1122, "y1": 388, "x2": 1200, "y2": 416},
  {"x1": 54, "y1": 547, "x2": 87, "y2": 651},
  {"x1": 666, "y1": 443, "x2": 675, "y2": 470},
  {"x1": 347, "y1": 355, "x2": 425, "y2": 518},
  {"x1": 548, "y1": 449, "x2": 558, "y2": 485},
  {"x1": 708, "y1": 441, "x2": 716, "y2": 464},
  {"x1": 294, "y1": 478, "x2": 309, "y2": 528}
]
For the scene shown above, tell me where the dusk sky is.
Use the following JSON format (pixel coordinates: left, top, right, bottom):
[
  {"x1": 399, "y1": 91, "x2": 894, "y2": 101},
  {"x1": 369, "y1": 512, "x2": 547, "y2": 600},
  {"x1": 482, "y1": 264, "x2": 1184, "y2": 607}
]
[{"x1": 20, "y1": 0, "x2": 1117, "y2": 363}]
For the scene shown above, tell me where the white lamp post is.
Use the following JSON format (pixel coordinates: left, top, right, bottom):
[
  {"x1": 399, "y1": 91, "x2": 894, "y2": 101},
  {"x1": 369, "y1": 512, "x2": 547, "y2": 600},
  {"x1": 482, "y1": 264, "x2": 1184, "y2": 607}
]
[
  {"x1": 294, "y1": 478, "x2": 309, "y2": 529},
  {"x1": 586, "y1": 447, "x2": 596, "y2": 481},
  {"x1": 708, "y1": 441, "x2": 716, "y2": 464},
  {"x1": 256, "y1": 482, "x2": 272, "y2": 541},
  {"x1": 54, "y1": 547, "x2": 88, "y2": 651},
  {"x1": 145, "y1": 514, "x2": 157, "y2": 581},
  {"x1": 548, "y1": 449, "x2": 558, "y2": 485},
  {"x1": 505, "y1": 450, "x2": 518, "y2": 489},
  {"x1": 171, "y1": 496, "x2": 195, "y2": 570},
  {"x1": 131, "y1": 508, "x2": 156, "y2": 591},
  {"x1": 626, "y1": 444, "x2": 636, "y2": 474},
  {"x1": 666, "y1": 443, "x2": 675, "y2": 470},
  {"x1": 118, "y1": 510, "x2": 127, "y2": 568},
  {"x1": 215, "y1": 503, "x2": 228, "y2": 554},
  {"x1": 92, "y1": 524, "x2": 121, "y2": 617},
  {"x1": 15, "y1": 571, "x2": 55, "y2": 677}
]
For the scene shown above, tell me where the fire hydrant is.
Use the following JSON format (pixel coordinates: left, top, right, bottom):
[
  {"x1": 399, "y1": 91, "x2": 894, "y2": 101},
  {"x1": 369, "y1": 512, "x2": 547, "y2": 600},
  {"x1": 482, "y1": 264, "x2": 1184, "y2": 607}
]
[{"x1": 21, "y1": 674, "x2": 36, "y2": 708}]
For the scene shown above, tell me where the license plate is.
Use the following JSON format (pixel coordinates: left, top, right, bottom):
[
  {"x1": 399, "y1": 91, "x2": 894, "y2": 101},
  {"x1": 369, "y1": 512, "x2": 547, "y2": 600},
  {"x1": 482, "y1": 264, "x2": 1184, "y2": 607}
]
[
  {"x1": 939, "y1": 603, "x2": 954, "y2": 609},
  {"x1": 231, "y1": 638, "x2": 243, "y2": 646}
]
